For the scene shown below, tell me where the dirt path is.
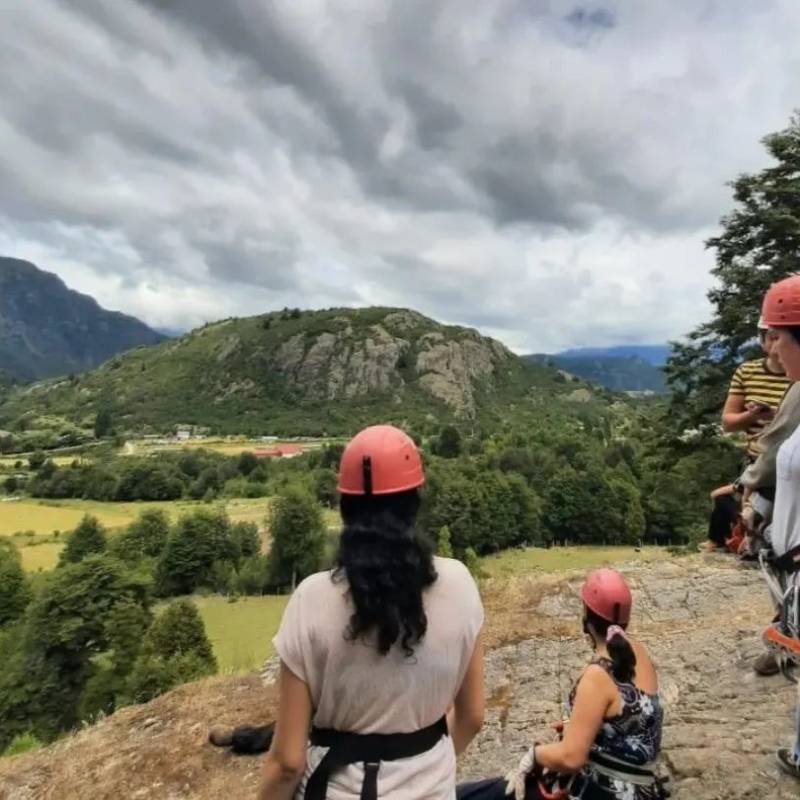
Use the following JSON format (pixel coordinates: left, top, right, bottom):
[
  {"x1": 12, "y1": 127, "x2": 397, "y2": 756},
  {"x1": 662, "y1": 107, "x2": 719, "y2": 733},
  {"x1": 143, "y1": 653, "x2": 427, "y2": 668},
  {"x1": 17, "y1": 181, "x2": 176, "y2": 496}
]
[{"x1": 1, "y1": 556, "x2": 797, "y2": 799}]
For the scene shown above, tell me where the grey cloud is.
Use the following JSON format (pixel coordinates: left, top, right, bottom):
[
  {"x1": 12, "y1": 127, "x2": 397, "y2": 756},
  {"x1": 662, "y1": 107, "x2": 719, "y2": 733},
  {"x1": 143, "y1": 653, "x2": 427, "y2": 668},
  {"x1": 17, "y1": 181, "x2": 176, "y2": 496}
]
[{"x1": 0, "y1": 0, "x2": 799, "y2": 351}]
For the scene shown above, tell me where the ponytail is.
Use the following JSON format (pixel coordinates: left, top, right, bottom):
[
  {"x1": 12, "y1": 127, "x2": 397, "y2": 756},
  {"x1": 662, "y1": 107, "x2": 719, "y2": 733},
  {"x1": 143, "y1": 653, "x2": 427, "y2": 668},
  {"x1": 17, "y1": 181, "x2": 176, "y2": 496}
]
[
  {"x1": 606, "y1": 627, "x2": 636, "y2": 683},
  {"x1": 585, "y1": 608, "x2": 637, "y2": 683}
]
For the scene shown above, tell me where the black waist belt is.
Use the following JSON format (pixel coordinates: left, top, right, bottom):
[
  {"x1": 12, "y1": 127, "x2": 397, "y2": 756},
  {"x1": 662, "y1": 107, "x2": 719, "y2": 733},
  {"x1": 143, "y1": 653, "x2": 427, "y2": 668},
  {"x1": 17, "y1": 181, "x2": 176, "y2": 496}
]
[
  {"x1": 773, "y1": 544, "x2": 800, "y2": 574},
  {"x1": 304, "y1": 716, "x2": 448, "y2": 800},
  {"x1": 589, "y1": 749, "x2": 657, "y2": 778}
]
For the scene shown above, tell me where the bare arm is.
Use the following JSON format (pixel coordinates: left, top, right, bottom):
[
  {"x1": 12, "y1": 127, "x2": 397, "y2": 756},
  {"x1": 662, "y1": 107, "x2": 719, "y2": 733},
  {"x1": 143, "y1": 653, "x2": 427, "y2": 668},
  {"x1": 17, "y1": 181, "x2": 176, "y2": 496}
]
[
  {"x1": 534, "y1": 667, "x2": 613, "y2": 773},
  {"x1": 446, "y1": 632, "x2": 485, "y2": 755},
  {"x1": 258, "y1": 662, "x2": 313, "y2": 800},
  {"x1": 721, "y1": 394, "x2": 757, "y2": 433}
]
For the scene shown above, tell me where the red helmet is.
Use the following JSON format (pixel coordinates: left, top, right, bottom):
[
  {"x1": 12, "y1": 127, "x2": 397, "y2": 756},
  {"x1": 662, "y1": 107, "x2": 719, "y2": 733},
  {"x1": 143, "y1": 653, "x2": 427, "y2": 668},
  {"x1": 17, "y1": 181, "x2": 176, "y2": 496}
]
[
  {"x1": 762, "y1": 275, "x2": 800, "y2": 327},
  {"x1": 337, "y1": 425, "x2": 425, "y2": 496},
  {"x1": 580, "y1": 568, "x2": 632, "y2": 625}
]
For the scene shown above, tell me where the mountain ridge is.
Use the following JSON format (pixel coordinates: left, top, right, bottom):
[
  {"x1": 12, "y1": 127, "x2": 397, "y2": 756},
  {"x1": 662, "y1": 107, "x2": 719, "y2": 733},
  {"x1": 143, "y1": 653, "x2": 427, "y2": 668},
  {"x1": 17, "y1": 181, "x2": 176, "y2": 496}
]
[
  {"x1": 0, "y1": 257, "x2": 165, "y2": 381},
  {"x1": 0, "y1": 306, "x2": 575, "y2": 436}
]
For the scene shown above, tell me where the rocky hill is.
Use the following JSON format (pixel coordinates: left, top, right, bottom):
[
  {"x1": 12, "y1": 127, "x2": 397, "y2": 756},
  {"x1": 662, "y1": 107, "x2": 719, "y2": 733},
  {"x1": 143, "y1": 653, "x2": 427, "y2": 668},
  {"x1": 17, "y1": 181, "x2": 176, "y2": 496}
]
[
  {"x1": 0, "y1": 307, "x2": 569, "y2": 435},
  {"x1": 0, "y1": 257, "x2": 164, "y2": 382},
  {"x1": 0, "y1": 556, "x2": 796, "y2": 799}
]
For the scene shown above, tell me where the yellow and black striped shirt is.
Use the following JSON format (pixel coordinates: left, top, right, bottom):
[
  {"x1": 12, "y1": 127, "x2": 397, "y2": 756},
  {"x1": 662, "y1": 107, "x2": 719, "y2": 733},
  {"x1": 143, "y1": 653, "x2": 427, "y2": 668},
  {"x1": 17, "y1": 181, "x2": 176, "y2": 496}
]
[{"x1": 728, "y1": 358, "x2": 792, "y2": 455}]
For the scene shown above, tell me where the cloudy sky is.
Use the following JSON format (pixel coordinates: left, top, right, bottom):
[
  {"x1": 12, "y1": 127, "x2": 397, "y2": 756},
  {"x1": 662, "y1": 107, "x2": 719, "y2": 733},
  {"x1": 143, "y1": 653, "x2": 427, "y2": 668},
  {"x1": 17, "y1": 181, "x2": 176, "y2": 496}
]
[{"x1": 1, "y1": 1, "x2": 799, "y2": 352}]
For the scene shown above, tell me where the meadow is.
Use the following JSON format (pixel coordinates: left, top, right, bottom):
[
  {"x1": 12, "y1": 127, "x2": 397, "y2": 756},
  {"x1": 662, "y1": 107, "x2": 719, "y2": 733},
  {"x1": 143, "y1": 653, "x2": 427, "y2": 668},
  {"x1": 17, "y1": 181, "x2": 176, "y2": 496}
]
[
  {"x1": 188, "y1": 544, "x2": 674, "y2": 673},
  {"x1": 191, "y1": 595, "x2": 289, "y2": 674}
]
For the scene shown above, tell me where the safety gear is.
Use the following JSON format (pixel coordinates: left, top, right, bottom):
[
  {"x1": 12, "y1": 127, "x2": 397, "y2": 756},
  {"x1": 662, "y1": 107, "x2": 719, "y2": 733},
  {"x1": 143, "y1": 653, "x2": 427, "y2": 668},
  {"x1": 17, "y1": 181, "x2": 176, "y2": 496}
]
[
  {"x1": 761, "y1": 275, "x2": 800, "y2": 327},
  {"x1": 337, "y1": 425, "x2": 425, "y2": 496},
  {"x1": 758, "y1": 315, "x2": 768, "y2": 331},
  {"x1": 580, "y1": 568, "x2": 632, "y2": 625},
  {"x1": 305, "y1": 716, "x2": 447, "y2": 800}
]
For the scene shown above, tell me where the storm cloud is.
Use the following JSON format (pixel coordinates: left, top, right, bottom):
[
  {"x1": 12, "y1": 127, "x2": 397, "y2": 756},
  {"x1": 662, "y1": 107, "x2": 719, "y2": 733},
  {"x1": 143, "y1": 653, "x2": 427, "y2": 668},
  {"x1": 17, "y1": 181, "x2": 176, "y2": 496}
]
[{"x1": 1, "y1": 0, "x2": 799, "y2": 351}]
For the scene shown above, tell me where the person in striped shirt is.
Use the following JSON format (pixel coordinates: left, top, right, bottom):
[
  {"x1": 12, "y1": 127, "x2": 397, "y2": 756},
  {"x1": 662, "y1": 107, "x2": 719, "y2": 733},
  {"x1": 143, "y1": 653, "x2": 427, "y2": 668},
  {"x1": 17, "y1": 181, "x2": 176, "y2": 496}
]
[
  {"x1": 701, "y1": 318, "x2": 792, "y2": 556},
  {"x1": 722, "y1": 318, "x2": 792, "y2": 461}
]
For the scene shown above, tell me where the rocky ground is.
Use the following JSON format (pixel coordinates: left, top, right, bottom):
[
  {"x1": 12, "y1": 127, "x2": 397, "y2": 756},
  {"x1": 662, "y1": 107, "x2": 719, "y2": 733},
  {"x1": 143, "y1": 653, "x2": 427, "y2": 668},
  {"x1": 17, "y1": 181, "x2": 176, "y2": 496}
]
[
  {"x1": 460, "y1": 556, "x2": 800, "y2": 799},
  {"x1": 1, "y1": 556, "x2": 798, "y2": 799}
]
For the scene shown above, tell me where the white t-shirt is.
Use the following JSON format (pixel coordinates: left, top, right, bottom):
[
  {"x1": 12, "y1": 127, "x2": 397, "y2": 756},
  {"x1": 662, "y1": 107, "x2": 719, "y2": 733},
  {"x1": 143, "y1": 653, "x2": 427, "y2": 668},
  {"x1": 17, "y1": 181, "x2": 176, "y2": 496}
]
[
  {"x1": 273, "y1": 556, "x2": 484, "y2": 800},
  {"x1": 771, "y1": 423, "x2": 800, "y2": 557}
]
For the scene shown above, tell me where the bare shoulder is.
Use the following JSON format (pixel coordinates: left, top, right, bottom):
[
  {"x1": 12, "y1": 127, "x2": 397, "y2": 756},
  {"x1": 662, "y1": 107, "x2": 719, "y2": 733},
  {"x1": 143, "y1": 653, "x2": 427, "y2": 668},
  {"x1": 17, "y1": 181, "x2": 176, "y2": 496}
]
[{"x1": 631, "y1": 637, "x2": 659, "y2": 691}]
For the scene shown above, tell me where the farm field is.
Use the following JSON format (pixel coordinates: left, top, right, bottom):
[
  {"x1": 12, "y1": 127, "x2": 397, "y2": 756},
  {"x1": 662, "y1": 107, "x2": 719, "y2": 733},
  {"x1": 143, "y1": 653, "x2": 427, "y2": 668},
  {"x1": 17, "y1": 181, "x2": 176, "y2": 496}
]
[
  {"x1": 124, "y1": 437, "x2": 336, "y2": 458},
  {"x1": 0, "y1": 497, "x2": 274, "y2": 537},
  {"x1": 191, "y1": 595, "x2": 288, "y2": 674}
]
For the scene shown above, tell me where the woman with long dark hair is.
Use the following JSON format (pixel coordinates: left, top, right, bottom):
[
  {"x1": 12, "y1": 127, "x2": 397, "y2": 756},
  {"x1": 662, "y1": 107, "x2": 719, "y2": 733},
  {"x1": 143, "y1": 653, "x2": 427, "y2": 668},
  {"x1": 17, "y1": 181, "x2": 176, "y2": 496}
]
[
  {"x1": 457, "y1": 569, "x2": 664, "y2": 800},
  {"x1": 258, "y1": 424, "x2": 485, "y2": 800}
]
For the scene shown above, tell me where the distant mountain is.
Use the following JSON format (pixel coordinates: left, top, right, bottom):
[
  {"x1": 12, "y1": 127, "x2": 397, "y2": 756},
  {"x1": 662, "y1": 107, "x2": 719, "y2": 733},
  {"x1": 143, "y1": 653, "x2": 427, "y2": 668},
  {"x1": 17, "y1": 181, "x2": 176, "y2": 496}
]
[
  {"x1": 0, "y1": 257, "x2": 165, "y2": 381},
  {"x1": 556, "y1": 345, "x2": 671, "y2": 366},
  {"x1": 525, "y1": 346, "x2": 669, "y2": 393},
  {"x1": 0, "y1": 307, "x2": 573, "y2": 436}
]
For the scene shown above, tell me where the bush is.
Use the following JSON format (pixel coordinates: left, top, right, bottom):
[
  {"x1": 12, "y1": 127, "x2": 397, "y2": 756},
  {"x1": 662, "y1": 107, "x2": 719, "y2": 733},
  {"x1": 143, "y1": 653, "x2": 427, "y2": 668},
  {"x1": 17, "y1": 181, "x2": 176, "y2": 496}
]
[{"x1": 3, "y1": 732, "x2": 42, "y2": 757}]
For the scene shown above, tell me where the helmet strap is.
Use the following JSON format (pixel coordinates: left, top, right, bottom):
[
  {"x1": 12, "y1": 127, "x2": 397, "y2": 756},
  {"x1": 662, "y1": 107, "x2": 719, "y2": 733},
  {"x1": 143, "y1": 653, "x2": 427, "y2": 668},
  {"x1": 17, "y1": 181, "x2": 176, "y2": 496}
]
[{"x1": 362, "y1": 456, "x2": 373, "y2": 496}]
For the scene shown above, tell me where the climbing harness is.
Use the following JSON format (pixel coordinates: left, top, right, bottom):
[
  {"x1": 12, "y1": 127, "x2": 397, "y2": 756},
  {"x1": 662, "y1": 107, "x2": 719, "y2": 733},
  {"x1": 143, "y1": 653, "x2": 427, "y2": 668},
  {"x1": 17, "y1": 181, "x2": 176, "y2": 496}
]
[
  {"x1": 303, "y1": 716, "x2": 448, "y2": 800},
  {"x1": 760, "y1": 544, "x2": 800, "y2": 682}
]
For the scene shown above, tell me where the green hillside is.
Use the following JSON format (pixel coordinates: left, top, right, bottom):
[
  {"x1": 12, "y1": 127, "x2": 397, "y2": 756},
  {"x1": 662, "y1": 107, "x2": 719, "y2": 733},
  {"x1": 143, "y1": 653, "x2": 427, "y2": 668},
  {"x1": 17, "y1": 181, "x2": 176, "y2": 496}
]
[{"x1": 0, "y1": 307, "x2": 584, "y2": 437}]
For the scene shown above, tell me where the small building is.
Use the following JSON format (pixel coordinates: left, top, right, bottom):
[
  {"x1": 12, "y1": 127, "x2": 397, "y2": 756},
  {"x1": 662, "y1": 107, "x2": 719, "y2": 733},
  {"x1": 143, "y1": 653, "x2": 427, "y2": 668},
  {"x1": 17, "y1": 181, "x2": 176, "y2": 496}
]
[{"x1": 253, "y1": 444, "x2": 305, "y2": 459}]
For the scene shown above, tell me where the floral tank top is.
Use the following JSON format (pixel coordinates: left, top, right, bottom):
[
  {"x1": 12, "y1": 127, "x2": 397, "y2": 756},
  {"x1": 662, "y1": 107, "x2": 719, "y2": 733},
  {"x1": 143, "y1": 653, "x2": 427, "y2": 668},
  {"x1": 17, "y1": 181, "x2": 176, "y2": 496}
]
[{"x1": 567, "y1": 657, "x2": 664, "y2": 800}]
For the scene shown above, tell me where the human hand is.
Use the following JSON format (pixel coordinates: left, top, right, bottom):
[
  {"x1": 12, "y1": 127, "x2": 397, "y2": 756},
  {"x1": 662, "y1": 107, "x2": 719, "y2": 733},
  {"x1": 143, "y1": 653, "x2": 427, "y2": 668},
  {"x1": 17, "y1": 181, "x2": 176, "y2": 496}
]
[
  {"x1": 504, "y1": 746, "x2": 536, "y2": 800},
  {"x1": 746, "y1": 403, "x2": 774, "y2": 422}
]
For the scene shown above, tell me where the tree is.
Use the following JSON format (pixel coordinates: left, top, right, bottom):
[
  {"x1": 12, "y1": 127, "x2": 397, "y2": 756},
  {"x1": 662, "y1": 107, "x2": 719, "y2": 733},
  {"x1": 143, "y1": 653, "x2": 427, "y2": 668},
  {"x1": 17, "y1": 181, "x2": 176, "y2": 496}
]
[
  {"x1": 231, "y1": 521, "x2": 260, "y2": 559},
  {"x1": 0, "y1": 555, "x2": 149, "y2": 747},
  {"x1": 666, "y1": 114, "x2": 800, "y2": 432},
  {"x1": 155, "y1": 509, "x2": 234, "y2": 595},
  {"x1": 434, "y1": 426, "x2": 462, "y2": 458},
  {"x1": 269, "y1": 489, "x2": 326, "y2": 589},
  {"x1": 437, "y1": 526, "x2": 453, "y2": 558},
  {"x1": 126, "y1": 599, "x2": 216, "y2": 704},
  {"x1": 79, "y1": 598, "x2": 151, "y2": 720},
  {"x1": 94, "y1": 407, "x2": 113, "y2": 439},
  {"x1": 237, "y1": 451, "x2": 259, "y2": 476},
  {"x1": 0, "y1": 541, "x2": 31, "y2": 626},
  {"x1": 59, "y1": 515, "x2": 107, "y2": 566},
  {"x1": 314, "y1": 468, "x2": 338, "y2": 507},
  {"x1": 28, "y1": 450, "x2": 46, "y2": 471},
  {"x1": 112, "y1": 510, "x2": 170, "y2": 563}
]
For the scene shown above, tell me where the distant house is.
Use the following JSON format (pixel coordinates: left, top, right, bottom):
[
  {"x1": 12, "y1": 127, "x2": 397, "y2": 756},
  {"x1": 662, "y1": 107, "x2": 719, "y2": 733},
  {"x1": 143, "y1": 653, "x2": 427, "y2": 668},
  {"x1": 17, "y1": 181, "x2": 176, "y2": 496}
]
[
  {"x1": 253, "y1": 444, "x2": 305, "y2": 459},
  {"x1": 176, "y1": 429, "x2": 191, "y2": 441}
]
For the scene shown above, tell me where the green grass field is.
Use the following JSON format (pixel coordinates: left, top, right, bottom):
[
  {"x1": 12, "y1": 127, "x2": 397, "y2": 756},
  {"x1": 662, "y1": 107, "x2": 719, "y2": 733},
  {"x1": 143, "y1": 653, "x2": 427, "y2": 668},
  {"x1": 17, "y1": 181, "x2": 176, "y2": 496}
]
[
  {"x1": 0, "y1": 497, "x2": 272, "y2": 537},
  {"x1": 480, "y1": 545, "x2": 670, "y2": 579},
  {"x1": 191, "y1": 595, "x2": 289, "y2": 674},
  {"x1": 18, "y1": 541, "x2": 64, "y2": 572}
]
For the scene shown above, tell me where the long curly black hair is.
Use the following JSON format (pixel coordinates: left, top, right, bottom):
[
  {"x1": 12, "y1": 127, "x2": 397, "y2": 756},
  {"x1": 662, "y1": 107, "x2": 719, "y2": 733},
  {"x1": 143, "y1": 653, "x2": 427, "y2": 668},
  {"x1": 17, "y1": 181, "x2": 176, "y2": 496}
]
[{"x1": 333, "y1": 489, "x2": 437, "y2": 657}]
